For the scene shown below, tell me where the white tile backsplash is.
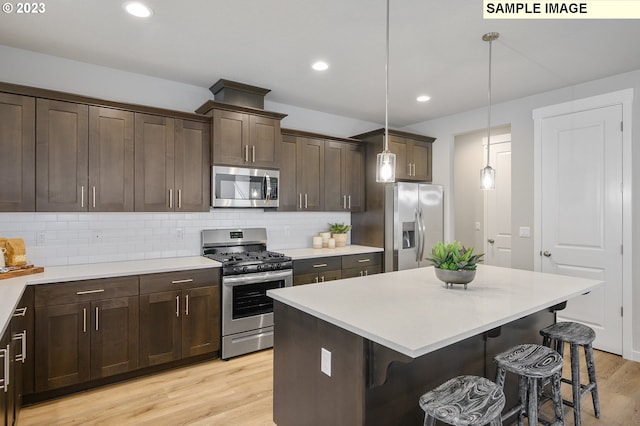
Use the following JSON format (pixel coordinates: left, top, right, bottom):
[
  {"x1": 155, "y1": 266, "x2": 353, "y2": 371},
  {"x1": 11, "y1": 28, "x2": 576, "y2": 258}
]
[{"x1": 0, "y1": 210, "x2": 351, "y2": 267}]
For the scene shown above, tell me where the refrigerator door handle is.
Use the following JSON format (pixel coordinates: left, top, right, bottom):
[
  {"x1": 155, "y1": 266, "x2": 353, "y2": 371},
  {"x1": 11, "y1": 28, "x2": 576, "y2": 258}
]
[
  {"x1": 419, "y1": 209, "x2": 427, "y2": 262},
  {"x1": 415, "y1": 209, "x2": 421, "y2": 262}
]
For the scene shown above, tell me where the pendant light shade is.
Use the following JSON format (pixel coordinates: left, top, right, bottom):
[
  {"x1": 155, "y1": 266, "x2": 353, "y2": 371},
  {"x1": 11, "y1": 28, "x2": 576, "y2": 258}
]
[
  {"x1": 481, "y1": 32, "x2": 499, "y2": 190},
  {"x1": 376, "y1": 0, "x2": 396, "y2": 183}
]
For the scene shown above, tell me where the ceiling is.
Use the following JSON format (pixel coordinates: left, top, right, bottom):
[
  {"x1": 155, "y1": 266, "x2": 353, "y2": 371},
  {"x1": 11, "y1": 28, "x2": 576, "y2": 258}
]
[{"x1": 2, "y1": 1, "x2": 640, "y2": 127}]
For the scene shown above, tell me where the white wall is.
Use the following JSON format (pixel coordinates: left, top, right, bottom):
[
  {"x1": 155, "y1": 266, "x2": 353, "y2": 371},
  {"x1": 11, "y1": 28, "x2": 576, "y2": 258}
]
[{"x1": 405, "y1": 69, "x2": 640, "y2": 357}]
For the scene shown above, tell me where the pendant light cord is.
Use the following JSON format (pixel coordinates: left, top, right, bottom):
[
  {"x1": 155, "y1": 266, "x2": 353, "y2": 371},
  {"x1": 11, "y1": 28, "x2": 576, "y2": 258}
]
[
  {"x1": 486, "y1": 36, "x2": 492, "y2": 167},
  {"x1": 384, "y1": 0, "x2": 390, "y2": 151}
]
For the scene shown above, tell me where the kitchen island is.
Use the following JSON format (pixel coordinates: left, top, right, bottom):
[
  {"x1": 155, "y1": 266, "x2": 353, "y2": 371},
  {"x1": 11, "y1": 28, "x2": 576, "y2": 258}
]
[{"x1": 267, "y1": 264, "x2": 602, "y2": 425}]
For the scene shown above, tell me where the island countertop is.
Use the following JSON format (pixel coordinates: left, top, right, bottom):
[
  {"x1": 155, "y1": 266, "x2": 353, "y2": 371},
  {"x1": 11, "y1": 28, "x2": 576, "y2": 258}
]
[{"x1": 267, "y1": 264, "x2": 602, "y2": 358}]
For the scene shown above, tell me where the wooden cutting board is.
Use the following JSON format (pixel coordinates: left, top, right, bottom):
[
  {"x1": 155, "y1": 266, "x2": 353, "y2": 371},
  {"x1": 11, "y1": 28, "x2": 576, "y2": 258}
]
[{"x1": 0, "y1": 265, "x2": 45, "y2": 280}]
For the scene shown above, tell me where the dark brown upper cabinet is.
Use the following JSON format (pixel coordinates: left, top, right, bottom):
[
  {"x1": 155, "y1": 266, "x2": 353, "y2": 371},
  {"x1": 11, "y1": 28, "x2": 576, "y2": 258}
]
[
  {"x1": 0, "y1": 93, "x2": 35, "y2": 211},
  {"x1": 353, "y1": 128, "x2": 435, "y2": 183},
  {"x1": 195, "y1": 101, "x2": 286, "y2": 170},
  {"x1": 280, "y1": 129, "x2": 364, "y2": 212},
  {"x1": 134, "y1": 114, "x2": 210, "y2": 212}
]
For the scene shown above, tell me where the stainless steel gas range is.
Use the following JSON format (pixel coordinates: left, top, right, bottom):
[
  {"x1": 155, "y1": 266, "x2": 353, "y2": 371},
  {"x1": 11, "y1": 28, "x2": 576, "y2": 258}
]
[{"x1": 202, "y1": 228, "x2": 292, "y2": 359}]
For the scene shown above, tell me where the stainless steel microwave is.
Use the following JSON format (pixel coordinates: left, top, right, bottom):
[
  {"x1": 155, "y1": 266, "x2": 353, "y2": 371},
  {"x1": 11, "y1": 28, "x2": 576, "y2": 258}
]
[{"x1": 212, "y1": 166, "x2": 279, "y2": 208}]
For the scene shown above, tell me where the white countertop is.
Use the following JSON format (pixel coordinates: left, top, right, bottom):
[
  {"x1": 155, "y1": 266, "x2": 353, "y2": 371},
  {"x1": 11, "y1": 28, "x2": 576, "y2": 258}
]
[
  {"x1": 279, "y1": 245, "x2": 383, "y2": 260},
  {"x1": 0, "y1": 256, "x2": 220, "y2": 336},
  {"x1": 268, "y1": 264, "x2": 603, "y2": 358}
]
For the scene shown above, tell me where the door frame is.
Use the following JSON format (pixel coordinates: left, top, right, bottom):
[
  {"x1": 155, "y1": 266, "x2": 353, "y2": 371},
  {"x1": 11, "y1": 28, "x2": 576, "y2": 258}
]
[
  {"x1": 483, "y1": 134, "x2": 512, "y2": 266},
  {"x1": 532, "y1": 89, "x2": 634, "y2": 360}
]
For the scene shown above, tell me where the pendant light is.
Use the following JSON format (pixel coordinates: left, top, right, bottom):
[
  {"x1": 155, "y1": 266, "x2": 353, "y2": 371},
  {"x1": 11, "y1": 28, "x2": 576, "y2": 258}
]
[
  {"x1": 480, "y1": 32, "x2": 499, "y2": 190},
  {"x1": 376, "y1": 0, "x2": 396, "y2": 183}
]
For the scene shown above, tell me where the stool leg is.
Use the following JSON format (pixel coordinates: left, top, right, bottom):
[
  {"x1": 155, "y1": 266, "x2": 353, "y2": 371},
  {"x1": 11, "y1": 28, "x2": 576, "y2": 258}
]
[
  {"x1": 542, "y1": 335, "x2": 551, "y2": 348},
  {"x1": 527, "y1": 377, "x2": 539, "y2": 426},
  {"x1": 585, "y1": 343, "x2": 601, "y2": 418},
  {"x1": 551, "y1": 371, "x2": 565, "y2": 424},
  {"x1": 570, "y1": 342, "x2": 582, "y2": 426},
  {"x1": 495, "y1": 367, "x2": 506, "y2": 387},
  {"x1": 423, "y1": 414, "x2": 435, "y2": 426},
  {"x1": 518, "y1": 375, "x2": 528, "y2": 426}
]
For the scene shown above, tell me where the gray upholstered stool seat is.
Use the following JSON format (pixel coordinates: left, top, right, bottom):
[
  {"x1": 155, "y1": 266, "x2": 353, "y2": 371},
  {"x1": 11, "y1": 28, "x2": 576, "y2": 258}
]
[
  {"x1": 494, "y1": 344, "x2": 564, "y2": 426},
  {"x1": 541, "y1": 321, "x2": 600, "y2": 426},
  {"x1": 419, "y1": 375, "x2": 505, "y2": 426}
]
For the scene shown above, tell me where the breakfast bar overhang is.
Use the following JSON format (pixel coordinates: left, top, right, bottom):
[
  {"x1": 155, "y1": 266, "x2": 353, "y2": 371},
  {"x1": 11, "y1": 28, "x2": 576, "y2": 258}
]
[{"x1": 267, "y1": 265, "x2": 603, "y2": 425}]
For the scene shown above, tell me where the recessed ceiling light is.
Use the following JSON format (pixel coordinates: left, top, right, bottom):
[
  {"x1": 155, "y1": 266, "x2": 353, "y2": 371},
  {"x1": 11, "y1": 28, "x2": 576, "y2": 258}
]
[
  {"x1": 123, "y1": 1, "x2": 153, "y2": 18},
  {"x1": 416, "y1": 95, "x2": 431, "y2": 102},
  {"x1": 312, "y1": 61, "x2": 329, "y2": 71}
]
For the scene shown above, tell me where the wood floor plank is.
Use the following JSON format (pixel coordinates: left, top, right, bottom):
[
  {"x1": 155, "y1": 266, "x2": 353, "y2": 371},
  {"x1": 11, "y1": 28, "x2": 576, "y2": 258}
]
[{"x1": 19, "y1": 349, "x2": 638, "y2": 425}]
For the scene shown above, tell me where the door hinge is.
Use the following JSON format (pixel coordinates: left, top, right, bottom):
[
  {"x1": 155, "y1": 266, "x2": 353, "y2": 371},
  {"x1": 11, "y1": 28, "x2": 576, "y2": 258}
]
[
  {"x1": 621, "y1": 244, "x2": 623, "y2": 255},
  {"x1": 621, "y1": 306, "x2": 624, "y2": 317},
  {"x1": 621, "y1": 121, "x2": 624, "y2": 131}
]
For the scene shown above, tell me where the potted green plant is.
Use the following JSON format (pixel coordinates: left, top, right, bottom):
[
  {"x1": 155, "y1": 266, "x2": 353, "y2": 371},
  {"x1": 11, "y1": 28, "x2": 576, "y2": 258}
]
[
  {"x1": 427, "y1": 241, "x2": 484, "y2": 289},
  {"x1": 328, "y1": 223, "x2": 352, "y2": 247}
]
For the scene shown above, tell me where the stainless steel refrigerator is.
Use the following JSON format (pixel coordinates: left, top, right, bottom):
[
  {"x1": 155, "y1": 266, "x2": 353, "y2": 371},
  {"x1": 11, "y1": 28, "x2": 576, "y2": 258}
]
[{"x1": 352, "y1": 182, "x2": 444, "y2": 272}]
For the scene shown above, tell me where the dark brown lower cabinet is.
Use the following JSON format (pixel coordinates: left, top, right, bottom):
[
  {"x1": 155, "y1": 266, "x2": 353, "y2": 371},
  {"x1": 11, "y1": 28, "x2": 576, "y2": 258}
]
[
  {"x1": 1, "y1": 329, "x2": 9, "y2": 426},
  {"x1": 139, "y1": 269, "x2": 220, "y2": 367},
  {"x1": 35, "y1": 296, "x2": 139, "y2": 392}
]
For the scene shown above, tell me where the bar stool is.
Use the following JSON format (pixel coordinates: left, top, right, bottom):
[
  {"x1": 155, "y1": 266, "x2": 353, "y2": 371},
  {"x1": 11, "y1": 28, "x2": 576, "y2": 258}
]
[
  {"x1": 419, "y1": 375, "x2": 505, "y2": 426},
  {"x1": 541, "y1": 321, "x2": 601, "y2": 426},
  {"x1": 494, "y1": 344, "x2": 564, "y2": 425}
]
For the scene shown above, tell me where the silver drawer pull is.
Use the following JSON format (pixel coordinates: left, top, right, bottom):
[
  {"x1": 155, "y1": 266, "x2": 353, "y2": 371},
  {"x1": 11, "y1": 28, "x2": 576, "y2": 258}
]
[
  {"x1": 13, "y1": 307, "x2": 27, "y2": 317},
  {"x1": 171, "y1": 279, "x2": 194, "y2": 284},
  {"x1": 357, "y1": 259, "x2": 371, "y2": 263},
  {"x1": 312, "y1": 263, "x2": 328, "y2": 268},
  {"x1": 77, "y1": 289, "x2": 105, "y2": 295}
]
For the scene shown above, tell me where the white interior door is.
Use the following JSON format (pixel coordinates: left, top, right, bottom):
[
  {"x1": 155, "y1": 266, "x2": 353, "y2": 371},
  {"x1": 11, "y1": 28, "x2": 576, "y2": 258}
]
[
  {"x1": 484, "y1": 136, "x2": 511, "y2": 267},
  {"x1": 540, "y1": 105, "x2": 623, "y2": 354}
]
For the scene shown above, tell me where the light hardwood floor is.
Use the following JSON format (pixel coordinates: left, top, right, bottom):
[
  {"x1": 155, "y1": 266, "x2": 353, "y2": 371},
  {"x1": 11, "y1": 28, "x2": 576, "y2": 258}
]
[{"x1": 19, "y1": 348, "x2": 639, "y2": 425}]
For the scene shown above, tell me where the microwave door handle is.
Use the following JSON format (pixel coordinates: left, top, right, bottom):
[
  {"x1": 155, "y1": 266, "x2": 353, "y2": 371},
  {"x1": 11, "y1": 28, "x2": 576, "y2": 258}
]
[{"x1": 264, "y1": 173, "x2": 271, "y2": 204}]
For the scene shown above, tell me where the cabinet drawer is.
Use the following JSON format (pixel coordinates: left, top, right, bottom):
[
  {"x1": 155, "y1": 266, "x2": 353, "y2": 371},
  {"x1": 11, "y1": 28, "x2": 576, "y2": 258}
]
[
  {"x1": 342, "y1": 264, "x2": 383, "y2": 279},
  {"x1": 35, "y1": 276, "x2": 139, "y2": 307},
  {"x1": 293, "y1": 256, "x2": 342, "y2": 275},
  {"x1": 139, "y1": 268, "x2": 220, "y2": 294},
  {"x1": 342, "y1": 252, "x2": 382, "y2": 269}
]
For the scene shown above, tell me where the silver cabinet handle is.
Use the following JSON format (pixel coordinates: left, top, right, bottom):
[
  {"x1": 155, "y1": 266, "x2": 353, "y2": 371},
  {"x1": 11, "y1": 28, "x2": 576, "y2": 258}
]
[
  {"x1": 185, "y1": 294, "x2": 189, "y2": 316},
  {"x1": 95, "y1": 306, "x2": 99, "y2": 331},
  {"x1": 315, "y1": 276, "x2": 319, "y2": 283},
  {"x1": 252, "y1": 145, "x2": 256, "y2": 163},
  {"x1": 360, "y1": 271, "x2": 363, "y2": 277},
  {"x1": 13, "y1": 331, "x2": 26, "y2": 363},
  {"x1": 299, "y1": 193, "x2": 303, "y2": 209},
  {"x1": 343, "y1": 195, "x2": 347, "y2": 209},
  {"x1": 178, "y1": 189, "x2": 182, "y2": 209},
  {"x1": 348, "y1": 195, "x2": 351, "y2": 209},
  {"x1": 488, "y1": 239, "x2": 495, "y2": 244},
  {"x1": 320, "y1": 276, "x2": 325, "y2": 282},
  {"x1": 305, "y1": 193, "x2": 308, "y2": 209},
  {"x1": 543, "y1": 251, "x2": 552, "y2": 257},
  {"x1": 1, "y1": 344, "x2": 9, "y2": 392},
  {"x1": 313, "y1": 263, "x2": 328, "y2": 268},
  {"x1": 81, "y1": 185, "x2": 85, "y2": 208},
  {"x1": 169, "y1": 189, "x2": 173, "y2": 209},
  {"x1": 171, "y1": 279, "x2": 193, "y2": 284},
  {"x1": 357, "y1": 259, "x2": 371, "y2": 263},
  {"x1": 92, "y1": 186, "x2": 96, "y2": 208},
  {"x1": 13, "y1": 307, "x2": 27, "y2": 317},
  {"x1": 245, "y1": 145, "x2": 249, "y2": 162},
  {"x1": 83, "y1": 308, "x2": 87, "y2": 333},
  {"x1": 77, "y1": 289, "x2": 105, "y2": 295},
  {"x1": 176, "y1": 295, "x2": 180, "y2": 317},
  {"x1": 365, "y1": 270, "x2": 368, "y2": 276}
]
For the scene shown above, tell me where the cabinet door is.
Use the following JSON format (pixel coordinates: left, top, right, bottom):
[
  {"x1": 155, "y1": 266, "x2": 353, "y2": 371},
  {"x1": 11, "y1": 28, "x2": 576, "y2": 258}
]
[
  {"x1": 212, "y1": 109, "x2": 248, "y2": 166},
  {"x1": 0, "y1": 93, "x2": 35, "y2": 212},
  {"x1": 296, "y1": 137, "x2": 324, "y2": 211},
  {"x1": 278, "y1": 134, "x2": 298, "y2": 211},
  {"x1": 411, "y1": 139, "x2": 433, "y2": 182},
  {"x1": 249, "y1": 115, "x2": 280, "y2": 169},
  {"x1": 344, "y1": 143, "x2": 364, "y2": 212},
  {"x1": 182, "y1": 286, "x2": 220, "y2": 358},
  {"x1": 1, "y1": 331, "x2": 8, "y2": 426},
  {"x1": 34, "y1": 303, "x2": 90, "y2": 392},
  {"x1": 175, "y1": 119, "x2": 210, "y2": 212},
  {"x1": 10, "y1": 286, "x2": 33, "y2": 422},
  {"x1": 134, "y1": 113, "x2": 175, "y2": 211},
  {"x1": 88, "y1": 107, "x2": 134, "y2": 212},
  {"x1": 324, "y1": 141, "x2": 345, "y2": 211},
  {"x1": 388, "y1": 135, "x2": 410, "y2": 180},
  {"x1": 36, "y1": 99, "x2": 89, "y2": 211},
  {"x1": 90, "y1": 297, "x2": 139, "y2": 379},
  {"x1": 293, "y1": 272, "x2": 319, "y2": 286},
  {"x1": 139, "y1": 291, "x2": 181, "y2": 367}
]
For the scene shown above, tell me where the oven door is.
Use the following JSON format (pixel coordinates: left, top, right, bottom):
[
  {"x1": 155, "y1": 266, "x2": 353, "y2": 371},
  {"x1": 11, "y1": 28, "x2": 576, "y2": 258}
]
[
  {"x1": 212, "y1": 166, "x2": 279, "y2": 208},
  {"x1": 222, "y1": 269, "x2": 292, "y2": 336}
]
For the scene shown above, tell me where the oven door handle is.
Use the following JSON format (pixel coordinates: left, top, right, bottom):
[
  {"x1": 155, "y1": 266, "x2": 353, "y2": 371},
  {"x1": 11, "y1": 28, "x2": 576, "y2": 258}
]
[{"x1": 223, "y1": 270, "x2": 293, "y2": 286}]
